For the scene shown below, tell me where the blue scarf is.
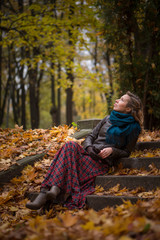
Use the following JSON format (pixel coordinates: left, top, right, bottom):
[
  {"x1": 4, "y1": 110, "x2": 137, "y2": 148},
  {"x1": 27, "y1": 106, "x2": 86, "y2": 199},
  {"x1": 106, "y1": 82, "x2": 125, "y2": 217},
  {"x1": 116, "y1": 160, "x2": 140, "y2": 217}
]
[{"x1": 106, "y1": 110, "x2": 141, "y2": 148}]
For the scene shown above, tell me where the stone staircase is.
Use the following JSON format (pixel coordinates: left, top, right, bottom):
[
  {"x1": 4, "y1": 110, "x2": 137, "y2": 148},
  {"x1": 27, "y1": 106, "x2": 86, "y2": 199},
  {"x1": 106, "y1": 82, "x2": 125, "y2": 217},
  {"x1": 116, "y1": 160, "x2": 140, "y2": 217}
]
[{"x1": 74, "y1": 119, "x2": 160, "y2": 211}]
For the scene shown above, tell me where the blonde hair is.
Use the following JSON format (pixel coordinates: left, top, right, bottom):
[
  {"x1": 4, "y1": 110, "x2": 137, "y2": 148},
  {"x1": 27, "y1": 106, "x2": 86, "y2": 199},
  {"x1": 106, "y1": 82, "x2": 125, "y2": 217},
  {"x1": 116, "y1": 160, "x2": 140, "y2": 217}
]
[{"x1": 126, "y1": 91, "x2": 144, "y2": 129}]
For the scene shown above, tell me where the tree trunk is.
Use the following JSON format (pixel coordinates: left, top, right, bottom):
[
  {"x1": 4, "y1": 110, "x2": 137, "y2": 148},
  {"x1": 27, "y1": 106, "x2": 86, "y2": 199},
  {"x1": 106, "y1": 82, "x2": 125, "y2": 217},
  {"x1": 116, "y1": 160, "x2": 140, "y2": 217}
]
[
  {"x1": 105, "y1": 50, "x2": 114, "y2": 114},
  {"x1": 50, "y1": 62, "x2": 58, "y2": 126},
  {"x1": 57, "y1": 62, "x2": 61, "y2": 125},
  {"x1": 0, "y1": 76, "x2": 10, "y2": 126},
  {"x1": 6, "y1": 47, "x2": 12, "y2": 127},
  {"x1": 20, "y1": 47, "x2": 26, "y2": 129},
  {"x1": 27, "y1": 1, "x2": 42, "y2": 129},
  {"x1": 66, "y1": 84, "x2": 73, "y2": 125},
  {"x1": 11, "y1": 76, "x2": 19, "y2": 124},
  {"x1": 143, "y1": 42, "x2": 153, "y2": 129},
  {"x1": 27, "y1": 48, "x2": 40, "y2": 129},
  {"x1": 66, "y1": 64, "x2": 74, "y2": 125},
  {"x1": 29, "y1": 71, "x2": 38, "y2": 129},
  {"x1": 18, "y1": 0, "x2": 26, "y2": 129},
  {"x1": 11, "y1": 48, "x2": 20, "y2": 125},
  {"x1": 66, "y1": 4, "x2": 74, "y2": 125}
]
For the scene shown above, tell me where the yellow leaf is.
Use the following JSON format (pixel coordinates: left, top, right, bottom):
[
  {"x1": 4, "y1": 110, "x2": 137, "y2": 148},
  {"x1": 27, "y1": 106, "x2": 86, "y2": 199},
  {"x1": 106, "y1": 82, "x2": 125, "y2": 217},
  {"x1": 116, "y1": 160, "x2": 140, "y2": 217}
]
[
  {"x1": 122, "y1": 200, "x2": 134, "y2": 208},
  {"x1": 85, "y1": 209, "x2": 100, "y2": 224},
  {"x1": 81, "y1": 221, "x2": 95, "y2": 230},
  {"x1": 53, "y1": 217, "x2": 62, "y2": 227},
  {"x1": 60, "y1": 212, "x2": 78, "y2": 228},
  {"x1": 9, "y1": 206, "x2": 19, "y2": 212},
  {"x1": 95, "y1": 185, "x2": 104, "y2": 193},
  {"x1": 119, "y1": 236, "x2": 133, "y2": 240},
  {"x1": 144, "y1": 153, "x2": 155, "y2": 157},
  {"x1": 109, "y1": 184, "x2": 120, "y2": 192}
]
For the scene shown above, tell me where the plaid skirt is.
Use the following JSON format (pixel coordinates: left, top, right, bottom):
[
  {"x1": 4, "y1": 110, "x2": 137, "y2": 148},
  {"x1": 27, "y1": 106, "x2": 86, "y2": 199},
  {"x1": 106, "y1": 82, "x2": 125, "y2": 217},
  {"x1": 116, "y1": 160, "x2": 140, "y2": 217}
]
[{"x1": 41, "y1": 141, "x2": 108, "y2": 209}]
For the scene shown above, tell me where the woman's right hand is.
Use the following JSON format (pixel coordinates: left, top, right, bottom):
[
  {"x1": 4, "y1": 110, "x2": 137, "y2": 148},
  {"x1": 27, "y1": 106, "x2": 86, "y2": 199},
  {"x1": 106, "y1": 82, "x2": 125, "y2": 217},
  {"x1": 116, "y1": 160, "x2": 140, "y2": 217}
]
[{"x1": 98, "y1": 147, "x2": 113, "y2": 159}]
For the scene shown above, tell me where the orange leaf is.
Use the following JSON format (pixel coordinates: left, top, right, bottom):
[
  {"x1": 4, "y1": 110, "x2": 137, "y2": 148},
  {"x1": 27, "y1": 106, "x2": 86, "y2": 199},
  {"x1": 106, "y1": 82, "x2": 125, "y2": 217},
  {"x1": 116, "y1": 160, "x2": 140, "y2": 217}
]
[{"x1": 60, "y1": 212, "x2": 78, "y2": 227}]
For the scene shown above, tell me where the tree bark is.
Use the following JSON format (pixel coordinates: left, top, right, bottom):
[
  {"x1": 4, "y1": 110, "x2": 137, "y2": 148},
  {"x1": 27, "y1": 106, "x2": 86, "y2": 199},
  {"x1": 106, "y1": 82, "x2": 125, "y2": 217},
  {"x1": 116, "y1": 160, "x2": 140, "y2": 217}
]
[
  {"x1": 57, "y1": 62, "x2": 61, "y2": 125},
  {"x1": 18, "y1": 0, "x2": 26, "y2": 129},
  {"x1": 20, "y1": 47, "x2": 26, "y2": 129},
  {"x1": 66, "y1": 4, "x2": 74, "y2": 125},
  {"x1": 66, "y1": 68, "x2": 73, "y2": 125},
  {"x1": 6, "y1": 47, "x2": 12, "y2": 127},
  {"x1": 27, "y1": 0, "x2": 43, "y2": 129},
  {"x1": 50, "y1": 62, "x2": 58, "y2": 126},
  {"x1": 105, "y1": 50, "x2": 114, "y2": 114},
  {"x1": 27, "y1": 47, "x2": 41, "y2": 129}
]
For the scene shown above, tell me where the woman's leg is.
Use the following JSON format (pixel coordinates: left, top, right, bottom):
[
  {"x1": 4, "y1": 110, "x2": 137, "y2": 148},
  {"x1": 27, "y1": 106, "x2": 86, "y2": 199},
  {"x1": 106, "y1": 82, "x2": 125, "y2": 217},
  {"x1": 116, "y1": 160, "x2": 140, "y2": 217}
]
[
  {"x1": 26, "y1": 141, "x2": 83, "y2": 210},
  {"x1": 26, "y1": 141, "x2": 108, "y2": 210},
  {"x1": 41, "y1": 141, "x2": 108, "y2": 209},
  {"x1": 41, "y1": 141, "x2": 85, "y2": 191}
]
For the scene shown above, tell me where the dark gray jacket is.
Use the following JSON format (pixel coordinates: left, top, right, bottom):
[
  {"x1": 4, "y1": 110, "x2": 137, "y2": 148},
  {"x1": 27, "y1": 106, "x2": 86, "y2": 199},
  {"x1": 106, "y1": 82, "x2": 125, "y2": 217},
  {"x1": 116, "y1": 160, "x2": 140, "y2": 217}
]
[{"x1": 83, "y1": 115, "x2": 139, "y2": 165}]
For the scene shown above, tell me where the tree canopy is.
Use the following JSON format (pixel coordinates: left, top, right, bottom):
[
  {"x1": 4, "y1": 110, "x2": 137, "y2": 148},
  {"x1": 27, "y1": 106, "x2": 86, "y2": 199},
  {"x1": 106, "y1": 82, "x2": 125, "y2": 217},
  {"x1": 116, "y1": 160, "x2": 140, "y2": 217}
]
[
  {"x1": 98, "y1": 0, "x2": 160, "y2": 129},
  {"x1": 0, "y1": 0, "x2": 160, "y2": 129}
]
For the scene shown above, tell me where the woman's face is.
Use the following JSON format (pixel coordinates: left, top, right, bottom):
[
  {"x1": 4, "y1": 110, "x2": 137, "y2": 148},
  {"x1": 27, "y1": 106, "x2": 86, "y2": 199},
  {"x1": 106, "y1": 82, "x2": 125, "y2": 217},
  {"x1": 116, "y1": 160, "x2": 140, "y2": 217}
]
[{"x1": 113, "y1": 94, "x2": 131, "y2": 113}]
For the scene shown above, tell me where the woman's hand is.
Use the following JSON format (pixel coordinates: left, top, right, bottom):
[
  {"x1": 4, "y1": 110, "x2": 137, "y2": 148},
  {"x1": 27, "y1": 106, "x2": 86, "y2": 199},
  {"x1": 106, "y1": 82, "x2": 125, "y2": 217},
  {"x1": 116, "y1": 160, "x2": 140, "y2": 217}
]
[{"x1": 98, "y1": 147, "x2": 113, "y2": 159}]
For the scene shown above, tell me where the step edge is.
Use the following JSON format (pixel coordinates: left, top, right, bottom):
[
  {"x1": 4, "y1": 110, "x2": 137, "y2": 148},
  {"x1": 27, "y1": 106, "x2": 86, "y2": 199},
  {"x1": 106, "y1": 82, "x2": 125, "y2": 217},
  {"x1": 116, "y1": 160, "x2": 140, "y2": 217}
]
[
  {"x1": 86, "y1": 194, "x2": 154, "y2": 199},
  {"x1": 96, "y1": 175, "x2": 160, "y2": 178}
]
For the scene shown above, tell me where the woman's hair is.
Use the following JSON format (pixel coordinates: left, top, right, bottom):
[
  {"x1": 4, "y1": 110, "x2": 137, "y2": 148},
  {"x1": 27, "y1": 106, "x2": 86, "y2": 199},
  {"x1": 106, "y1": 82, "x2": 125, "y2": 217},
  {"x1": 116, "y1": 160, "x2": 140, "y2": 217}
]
[{"x1": 126, "y1": 91, "x2": 144, "y2": 129}]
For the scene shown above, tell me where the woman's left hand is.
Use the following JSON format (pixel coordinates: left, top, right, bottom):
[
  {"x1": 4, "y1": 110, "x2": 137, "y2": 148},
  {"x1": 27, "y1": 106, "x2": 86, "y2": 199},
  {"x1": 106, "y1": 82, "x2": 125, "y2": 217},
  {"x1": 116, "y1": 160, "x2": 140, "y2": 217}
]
[{"x1": 98, "y1": 147, "x2": 113, "y2": 159}]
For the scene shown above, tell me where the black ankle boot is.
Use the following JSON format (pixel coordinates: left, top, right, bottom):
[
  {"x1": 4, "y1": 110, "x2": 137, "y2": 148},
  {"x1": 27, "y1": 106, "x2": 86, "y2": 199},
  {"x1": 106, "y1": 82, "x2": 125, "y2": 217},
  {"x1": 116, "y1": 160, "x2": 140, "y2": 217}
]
[{"x1": 26, "y1": 188, "x2": 47, "y2": 210}]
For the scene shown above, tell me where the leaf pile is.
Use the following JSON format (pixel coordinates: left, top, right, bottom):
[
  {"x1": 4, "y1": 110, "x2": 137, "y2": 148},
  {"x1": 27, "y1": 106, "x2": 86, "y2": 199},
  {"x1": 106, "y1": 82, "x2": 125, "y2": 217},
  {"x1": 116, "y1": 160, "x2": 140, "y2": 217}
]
[
  {"x1": 0, "y1": 125, "x2": 80, "y2": 171},
  {"x1": 95, "y1": 183, "x2": 160, "y2": 199},
  {"x1": 1, "y1": 187, "x2": 160, "y2": 240},
  {"x1": 138, "y1": 129, "x2": 160, "y2": 142},
  {"x1": 110, "y1": 163, "x2": 160, "y2": 176},
  {"x1": 0, "y1": 127, "x2": 160, "y2": 239},
  {"x1": 131, "y1": 149, "x2": 160, "y2": 158}
]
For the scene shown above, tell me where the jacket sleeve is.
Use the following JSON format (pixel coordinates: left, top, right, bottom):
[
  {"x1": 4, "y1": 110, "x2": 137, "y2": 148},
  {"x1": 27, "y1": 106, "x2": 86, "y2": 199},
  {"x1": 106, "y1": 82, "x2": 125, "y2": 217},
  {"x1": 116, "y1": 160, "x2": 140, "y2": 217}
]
[{"x1": 83, "y1": 117, "x2": 107, "y2": 150}]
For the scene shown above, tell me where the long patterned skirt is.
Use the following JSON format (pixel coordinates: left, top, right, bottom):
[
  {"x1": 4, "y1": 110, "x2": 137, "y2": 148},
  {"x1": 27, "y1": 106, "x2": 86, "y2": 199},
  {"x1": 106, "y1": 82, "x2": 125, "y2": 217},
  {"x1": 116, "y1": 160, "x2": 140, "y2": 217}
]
[{"x1": 41, "y1": 141, "x2": 108, "y2": 209}]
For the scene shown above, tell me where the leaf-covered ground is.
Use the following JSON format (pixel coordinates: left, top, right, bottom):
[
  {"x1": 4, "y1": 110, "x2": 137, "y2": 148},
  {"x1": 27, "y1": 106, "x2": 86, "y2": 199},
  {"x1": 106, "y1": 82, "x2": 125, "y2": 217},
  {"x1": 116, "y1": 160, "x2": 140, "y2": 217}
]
[
  {"x1": 0, "y1": 127, "x2": 160, "y2": 239},
  {"x1": 0, "y1": 126, "x2": 160, "y2": 171},
  {"x1": 0, "y1": 125, "x2": 80, "y2": 171}
]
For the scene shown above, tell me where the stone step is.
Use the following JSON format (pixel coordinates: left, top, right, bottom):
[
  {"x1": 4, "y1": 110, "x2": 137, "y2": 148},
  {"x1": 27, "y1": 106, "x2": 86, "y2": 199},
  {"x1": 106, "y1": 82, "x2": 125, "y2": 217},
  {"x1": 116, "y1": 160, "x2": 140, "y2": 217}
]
[
  {"x1": 27, "y1": 191, "x2": 151, "y2": 211},
  {"x1": 86, "y1": 195, "x2": 151, "y2": 211},
  {"x1": 95, "y1": 175, "x2": 160, "y2": 191},
  {"x1": 0, "y1": 153, "x2": 45, "y2": 187},
  {"x1": 135, "y1": 141, "x2": 160, "y2": 150},
  {"x1": 116, "y1": 156, "x2": 160, "y2": 170},
  {"x1": 77, "y1": 119, "x2": 101, "y2": 130}
]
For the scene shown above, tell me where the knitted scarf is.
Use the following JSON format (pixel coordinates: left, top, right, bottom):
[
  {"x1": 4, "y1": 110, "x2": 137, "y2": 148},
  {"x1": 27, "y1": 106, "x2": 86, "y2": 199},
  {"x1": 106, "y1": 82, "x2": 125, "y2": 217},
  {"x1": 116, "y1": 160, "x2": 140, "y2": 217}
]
[{"x1": 106, "y1": 110, "x2": 141, "y2": 148}]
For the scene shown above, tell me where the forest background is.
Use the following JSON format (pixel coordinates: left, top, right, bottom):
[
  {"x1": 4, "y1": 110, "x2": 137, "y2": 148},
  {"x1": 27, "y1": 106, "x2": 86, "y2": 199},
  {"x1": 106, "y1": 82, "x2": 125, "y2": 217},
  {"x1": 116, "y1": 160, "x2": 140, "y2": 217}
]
[{"x1": 0, "y1": 0, "x2": 160, "y2": 130}]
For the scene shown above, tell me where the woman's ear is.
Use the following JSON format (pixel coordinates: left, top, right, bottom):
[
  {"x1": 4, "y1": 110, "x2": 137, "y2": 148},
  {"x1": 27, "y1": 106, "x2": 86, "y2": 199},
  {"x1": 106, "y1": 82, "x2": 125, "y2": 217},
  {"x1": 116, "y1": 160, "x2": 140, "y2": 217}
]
[{"x1": 126, "y1": 107, "x2": 131, "y2": 113}]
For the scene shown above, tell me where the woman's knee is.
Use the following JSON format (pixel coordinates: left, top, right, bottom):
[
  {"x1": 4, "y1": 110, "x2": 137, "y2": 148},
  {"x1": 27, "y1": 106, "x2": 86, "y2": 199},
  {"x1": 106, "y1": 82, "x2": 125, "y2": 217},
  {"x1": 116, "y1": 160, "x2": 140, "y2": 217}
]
[{"x1": 65, "y1": 141, "x2": 79, "y2": 149}]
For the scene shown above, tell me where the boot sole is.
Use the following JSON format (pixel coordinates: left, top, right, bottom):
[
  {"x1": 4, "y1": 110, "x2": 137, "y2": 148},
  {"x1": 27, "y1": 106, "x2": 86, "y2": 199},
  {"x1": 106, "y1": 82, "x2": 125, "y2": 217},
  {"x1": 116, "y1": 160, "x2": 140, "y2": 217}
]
[{"x1": 26, "y1": 203, "x2": 42, "y2": 210}]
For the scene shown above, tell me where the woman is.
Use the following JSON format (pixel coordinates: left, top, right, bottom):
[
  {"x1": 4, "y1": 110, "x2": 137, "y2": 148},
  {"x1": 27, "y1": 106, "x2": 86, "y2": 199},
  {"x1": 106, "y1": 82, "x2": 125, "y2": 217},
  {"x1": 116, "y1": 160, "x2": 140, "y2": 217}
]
[{"x1": 26, "y1": 91, "x2": 143, "y2": 210}]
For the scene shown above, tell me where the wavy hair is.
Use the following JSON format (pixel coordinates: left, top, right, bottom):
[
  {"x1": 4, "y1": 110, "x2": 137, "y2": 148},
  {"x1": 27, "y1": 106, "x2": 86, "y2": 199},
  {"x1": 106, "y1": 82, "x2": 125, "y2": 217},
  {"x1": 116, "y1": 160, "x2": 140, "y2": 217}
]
[{"x1": 126, "y1": 91, "x2": 144, "y2": 129}]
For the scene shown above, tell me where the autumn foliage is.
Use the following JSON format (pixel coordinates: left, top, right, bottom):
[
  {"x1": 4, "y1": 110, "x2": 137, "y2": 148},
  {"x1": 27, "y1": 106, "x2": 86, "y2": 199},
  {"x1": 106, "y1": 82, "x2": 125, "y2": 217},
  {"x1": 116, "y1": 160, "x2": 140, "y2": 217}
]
[{"x1": 0, "y1": 126, "x2": 160, "y2": 239}]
